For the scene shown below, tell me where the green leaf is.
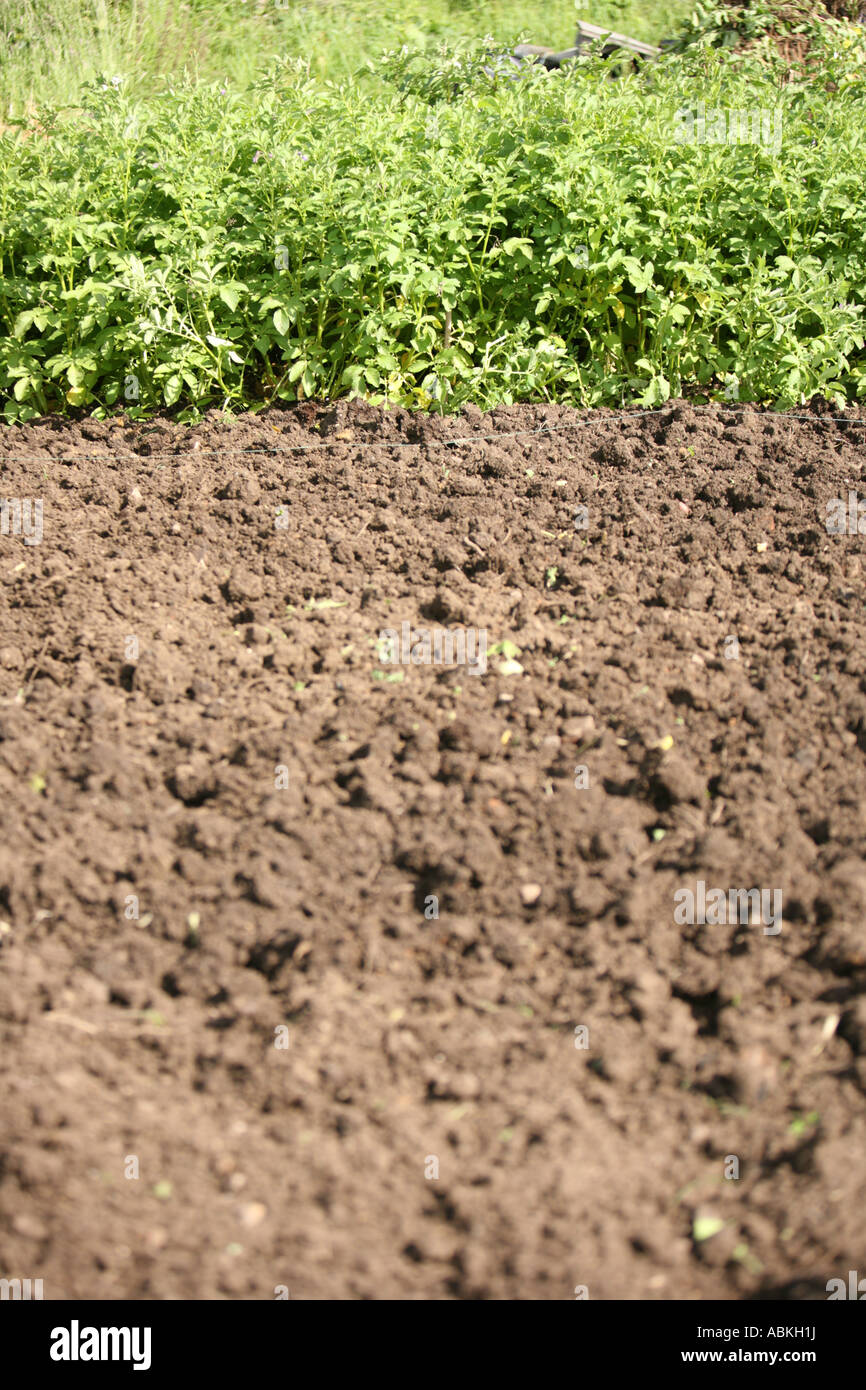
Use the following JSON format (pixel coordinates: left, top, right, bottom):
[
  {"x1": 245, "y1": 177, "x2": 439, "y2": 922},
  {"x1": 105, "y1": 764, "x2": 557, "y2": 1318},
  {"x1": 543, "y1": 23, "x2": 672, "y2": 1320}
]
[
  {"x1": 501, "y1": 237, "x2": 533, "y2": 259},
  {"x1": 488, "y1": 639, "x2": 521, "y2": 659},
  {"x1": 693, "y1": 1216, "x2": 725, "y2": 1242}
]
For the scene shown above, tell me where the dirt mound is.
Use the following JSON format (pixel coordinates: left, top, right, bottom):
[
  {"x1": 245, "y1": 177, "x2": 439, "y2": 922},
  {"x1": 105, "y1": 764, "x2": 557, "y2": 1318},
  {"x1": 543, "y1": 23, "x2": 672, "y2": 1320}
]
[{"x1": 1, "y1": 399, "x2": 865, "y2": 1299}]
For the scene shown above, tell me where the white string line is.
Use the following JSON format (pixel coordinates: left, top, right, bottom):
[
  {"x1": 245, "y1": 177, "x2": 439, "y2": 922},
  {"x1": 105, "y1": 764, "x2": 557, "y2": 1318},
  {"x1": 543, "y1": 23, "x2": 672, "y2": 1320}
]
[{"x1": 0, "y1": 402, "x2": 864, "y2": 466}]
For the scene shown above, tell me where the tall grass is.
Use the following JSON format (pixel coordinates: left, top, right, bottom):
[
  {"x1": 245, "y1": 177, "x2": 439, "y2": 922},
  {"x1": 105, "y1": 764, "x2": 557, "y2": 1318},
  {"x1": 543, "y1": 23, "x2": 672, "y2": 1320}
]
[{"x1": 0, "y1": 0, "x2": 694, "y2": 118}]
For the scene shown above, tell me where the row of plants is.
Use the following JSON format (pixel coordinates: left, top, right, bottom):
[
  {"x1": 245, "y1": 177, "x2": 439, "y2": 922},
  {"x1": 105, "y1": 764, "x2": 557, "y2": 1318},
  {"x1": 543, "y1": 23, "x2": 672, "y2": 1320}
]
[{"x1": 1, "y1": 20, "x2": 864, "y2": 419}]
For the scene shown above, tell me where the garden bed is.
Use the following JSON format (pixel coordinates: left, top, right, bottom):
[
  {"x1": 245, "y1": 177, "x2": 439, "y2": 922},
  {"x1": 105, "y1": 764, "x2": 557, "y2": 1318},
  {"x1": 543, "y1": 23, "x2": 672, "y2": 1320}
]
[{"x1": 1, "y1": 398, "x2": 865, "y2": 1298}]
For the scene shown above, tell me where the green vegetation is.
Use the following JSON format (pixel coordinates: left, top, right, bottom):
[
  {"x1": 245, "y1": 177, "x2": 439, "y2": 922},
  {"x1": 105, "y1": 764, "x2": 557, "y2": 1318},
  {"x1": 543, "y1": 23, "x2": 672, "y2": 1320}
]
[
  {"x1": 1, "y1": 2, "x2": 864, "y2": 420},
  {"x1": 1, "y1": 0, "x2": 692, "y2": 117}
]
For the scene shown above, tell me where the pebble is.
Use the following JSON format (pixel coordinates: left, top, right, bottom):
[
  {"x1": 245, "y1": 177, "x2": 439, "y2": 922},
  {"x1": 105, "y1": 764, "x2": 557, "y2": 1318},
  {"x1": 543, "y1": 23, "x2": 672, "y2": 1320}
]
[{"x1": 237, "y1": 1202, "x2": 267, "y2": 1229}]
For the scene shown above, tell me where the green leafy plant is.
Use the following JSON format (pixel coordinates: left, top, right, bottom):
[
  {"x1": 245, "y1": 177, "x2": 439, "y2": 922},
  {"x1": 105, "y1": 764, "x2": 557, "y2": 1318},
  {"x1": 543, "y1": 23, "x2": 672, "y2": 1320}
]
[{"x1": 1, "y1": 17, "x2": 865, "y2": 421}]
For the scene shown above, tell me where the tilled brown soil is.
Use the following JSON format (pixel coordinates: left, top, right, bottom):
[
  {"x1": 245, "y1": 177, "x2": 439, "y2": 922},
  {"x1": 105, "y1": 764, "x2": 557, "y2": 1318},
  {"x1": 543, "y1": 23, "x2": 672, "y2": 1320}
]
[{"x1": 1, "y1": 398, "x2": 865, "y2": 1301}]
